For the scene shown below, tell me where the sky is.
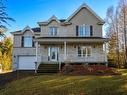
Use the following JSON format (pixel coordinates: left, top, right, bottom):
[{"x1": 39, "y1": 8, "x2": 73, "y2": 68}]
[{"x1": 5, "y1": 0, "x2": 118, "y2": 35}]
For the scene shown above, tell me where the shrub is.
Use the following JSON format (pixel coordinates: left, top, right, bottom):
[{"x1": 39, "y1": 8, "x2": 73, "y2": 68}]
[
  {"x1": 61, "y1": 65, "x2": 121, "y2": 75},
  {"x1": 62, "y1": 64, "x2": 73, "y2": 74}
]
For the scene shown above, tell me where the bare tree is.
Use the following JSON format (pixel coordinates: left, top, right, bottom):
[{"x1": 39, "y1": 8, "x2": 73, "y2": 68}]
[
  {"x1": 105, "y1": 6, "x2": 119, "y2": 67},
  {"x1": 118, "y1": 0, "x2": 127, "y2": 65},
  {"x1": 0, "y1": 0, "x2": 15, "y2": 39}
]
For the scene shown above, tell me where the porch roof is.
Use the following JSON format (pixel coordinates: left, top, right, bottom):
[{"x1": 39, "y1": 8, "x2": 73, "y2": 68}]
[{"x1": 34, "y1": 37, "x2": 108, "y2": 44}]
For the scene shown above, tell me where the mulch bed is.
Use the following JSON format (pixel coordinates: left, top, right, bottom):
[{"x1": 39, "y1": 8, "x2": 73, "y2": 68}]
[{"x1": 61, "y1": 65, "x2": 121, "y2": 76}]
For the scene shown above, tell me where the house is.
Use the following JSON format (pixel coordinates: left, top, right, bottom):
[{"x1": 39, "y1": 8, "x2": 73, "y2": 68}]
[{"x1": 11, "y1": 3, "x2": 108, "y2": 72}]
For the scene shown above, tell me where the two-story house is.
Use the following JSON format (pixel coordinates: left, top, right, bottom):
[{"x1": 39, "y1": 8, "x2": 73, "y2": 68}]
[{"x1": 11, "y1": 3, "x2": 108, "y2": 72}]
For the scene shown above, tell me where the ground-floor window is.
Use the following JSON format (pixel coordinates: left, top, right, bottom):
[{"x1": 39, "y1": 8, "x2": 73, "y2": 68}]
[{"x1": 78, "y1": 46, "x2": 92, "y2": 57}]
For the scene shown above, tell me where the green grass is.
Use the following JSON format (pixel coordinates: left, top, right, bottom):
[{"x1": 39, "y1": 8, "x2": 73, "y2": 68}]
[{"x1": 1, "y1": 70, "x2": 127, "y2": 95}]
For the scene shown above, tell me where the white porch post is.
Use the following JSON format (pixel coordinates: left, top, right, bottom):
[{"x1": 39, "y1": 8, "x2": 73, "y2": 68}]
[
  {"x1": 64, "y1": 42, "x2": 67, "y2": 60},
  {"x1": 104, "y1": 42, "x2": 108, "y2": 67},
  {"x1": 35, "y1": 41, "x2": 38, "y2": 73}
]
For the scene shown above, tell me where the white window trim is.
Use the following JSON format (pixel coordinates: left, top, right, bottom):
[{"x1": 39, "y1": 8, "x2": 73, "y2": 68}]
[
  {"x1": 23, "y1": 36, "x2": 33, "y2": 47},
  {"x1": 78, "y1": 46, "x2": 92, "y2": 57},
  {"x1": 78, "y1": 24, "x2": 90, "y2": 37},
  {"x1": 49, "y1": 26, "x2": 58, "y2": 36}
]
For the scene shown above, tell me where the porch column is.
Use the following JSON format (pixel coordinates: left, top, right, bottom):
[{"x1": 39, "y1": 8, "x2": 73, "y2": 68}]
[
  {"x1": 104, "y1": 42, "x2": 108, "y2": 66},
  {"x1": 64, "y1": 42, "x2": 67, "y2": 60},
  {"x1": 35, "y1": 41, "x2": 38, "y2": 73}
]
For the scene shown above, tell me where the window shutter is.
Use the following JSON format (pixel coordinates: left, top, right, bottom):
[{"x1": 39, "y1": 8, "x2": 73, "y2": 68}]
[
  {"x1": 21, "y1": 36, "x2": 24, "y2": 47},
  {"x1": 90, "y1": 25, "x2": 93, "y2": 36},
  {"x1": 76, "y1": 25, "x2": 79, "y2": 36},
  {"x1": 32, "y1": 36, "x2": 35, "y2": 47}
]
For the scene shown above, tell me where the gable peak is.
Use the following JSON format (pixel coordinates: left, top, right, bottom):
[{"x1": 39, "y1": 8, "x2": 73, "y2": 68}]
[
  {"x1": 50, "y1": 15, "x2": 58, "y2": 20},
  {"x1": 24, "y1": 25, "x2": 31, "y2": 30},
  {"x1": 80, "y1": 3, "x2": 88, "y2": 8}
]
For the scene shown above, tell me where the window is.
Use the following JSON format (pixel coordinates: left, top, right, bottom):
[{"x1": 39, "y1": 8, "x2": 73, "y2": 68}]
[
  {"x1": 49, "y1": 26, "x2": 57, "y2": 36},
  {"x1": 23, "y1": 36, "x2": 32, "y2": 47},
  {"x1": 78, "y1": 25, "x2": 86, "y2": 36},
  {"x1": 77, "y1": 25, "x2": 93, "y2": 37},
  {"x1": 78, "y1": 46, "x2": 92, "y2": 57}
]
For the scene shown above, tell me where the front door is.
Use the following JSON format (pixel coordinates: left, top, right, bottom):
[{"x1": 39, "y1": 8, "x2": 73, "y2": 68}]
[{"x1": 49, "y1": 47, "x2": 58, "y2": 61}]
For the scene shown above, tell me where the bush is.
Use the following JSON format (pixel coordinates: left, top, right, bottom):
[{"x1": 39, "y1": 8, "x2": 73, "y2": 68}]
[
  {"x1": 61, "y1": 65, "x2": 121, "y2": 75},
  {"x1": 62, "y1": 64, "x2": 73, "y2": 74}
]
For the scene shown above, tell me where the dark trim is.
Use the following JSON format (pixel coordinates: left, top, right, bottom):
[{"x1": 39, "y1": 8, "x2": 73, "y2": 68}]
[
  {"x1": 35, "y1": 37, "x2": 108, "y2": 39},
  {"x1": 76, "y1": 25, "x2": 79, "y2": 36},
  {"x1": 78, "y1": 46, "x2": 82, "y2": 57},
  {"x1": 32, "y1": 36, "x2": 35, "y2": 47},
  {"x1": 90, "y1": 25, "x2": 93, "y2": 36},
  {"x1": 21, "y1": 36, "x2": 24, "y2": 47}
]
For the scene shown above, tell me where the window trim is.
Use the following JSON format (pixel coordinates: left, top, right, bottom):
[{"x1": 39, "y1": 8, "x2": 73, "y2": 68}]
[
  {"x1": 78, "y1": 24, "x2": 92, "y2": 37},
  {"x1": 77, "y1": 46, "x2": 92, "y2": 57},
  {"x1": 49, "y1": 26, "x2": 58, "y2": 36},
  {"x1": 23, "y1": 36, "x2": 33, "y2": 47}
]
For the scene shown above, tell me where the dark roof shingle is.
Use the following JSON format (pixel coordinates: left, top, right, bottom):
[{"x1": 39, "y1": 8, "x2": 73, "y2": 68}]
[
  {"x1": 13, "y1": 27, "x2": 41, "y2": 33},
  {"x1": 59, "y1": 19, "x2": 66, "y2": 22},
  {"x1": 32, "y1": 27, "x2": 40, "y2": 32}
]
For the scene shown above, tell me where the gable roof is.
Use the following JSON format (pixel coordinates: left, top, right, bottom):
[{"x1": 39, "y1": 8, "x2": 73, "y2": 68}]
[
  {"x1": 38, "y1": 3, "x2": 104, "y2": 26},
  {"x1": 11, "y1": 26, "x2": 40, "y2": 35},
  {"x1": 21, "y1": 26, "x2": 34, "y2": 34},
  {"x1": 65, "y1": 3, "x2": 105, "y2": 23},
  {"x1": 38, "y1": 15, "x2": 61, "y2": 25},
  {"x1": 48, "y1": 15, "x2": 60, "y2": 23}
]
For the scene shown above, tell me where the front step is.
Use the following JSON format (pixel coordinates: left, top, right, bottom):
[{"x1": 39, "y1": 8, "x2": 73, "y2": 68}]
[{"x1": 37, "y1": 64, "x2": 59, "y2": 73}]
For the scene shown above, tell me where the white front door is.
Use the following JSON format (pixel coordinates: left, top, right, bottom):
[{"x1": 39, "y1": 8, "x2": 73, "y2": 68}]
[{"x1": 49, "y1": 47, "x2": 58, "y2": 61}]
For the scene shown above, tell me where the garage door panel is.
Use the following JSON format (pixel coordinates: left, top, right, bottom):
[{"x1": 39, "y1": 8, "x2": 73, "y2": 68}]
[{"x1": 18, "y1": 56, "x2": 36, "y2": 70}]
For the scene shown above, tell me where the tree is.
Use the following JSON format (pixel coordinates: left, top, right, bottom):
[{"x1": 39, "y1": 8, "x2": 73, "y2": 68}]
[
  {"x1": 0, "y1": 0, "x2": 15, "y2": 38},
  {"x1": 105, "y1": 6, "x2": 121, "y2": 68},
  {"x1": 0, "y1": 37, "x2": 12, "y2": 70},
  {"x1": 105, "y1": 0, "x2": 127, "y2": 68},
  {"x1": 116, "y1": 0, "x2": 127, "y2": 66}
]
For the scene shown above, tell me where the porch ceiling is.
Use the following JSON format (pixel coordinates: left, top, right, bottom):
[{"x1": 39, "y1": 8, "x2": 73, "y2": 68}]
[{"x1": 34, "y1": 37, "x2": 108, "y2": 44}]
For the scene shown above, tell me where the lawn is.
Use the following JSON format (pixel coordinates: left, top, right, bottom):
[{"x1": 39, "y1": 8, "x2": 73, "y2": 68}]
[{"x1": 0, "y1": 70, "x2": 127, "y2": 95}]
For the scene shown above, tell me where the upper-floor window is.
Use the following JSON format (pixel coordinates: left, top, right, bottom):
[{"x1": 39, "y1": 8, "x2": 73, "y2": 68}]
[
  {"x1": 22, "y1": 36, "x2": 33, "y2": 47},
  {"x1": 78, "y1": 46, "x2": 92, "y2": 57},
  {"x1": 49, "y1": 26, "x2": 57, "y2": 36},
  {"x1": 76, "y1": 25, "x2": 93, "y2": 37}
]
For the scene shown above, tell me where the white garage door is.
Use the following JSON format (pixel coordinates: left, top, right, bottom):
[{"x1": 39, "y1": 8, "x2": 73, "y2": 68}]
[{"x1": 18, "y1": 56, "x2": 36, "y2": 70}]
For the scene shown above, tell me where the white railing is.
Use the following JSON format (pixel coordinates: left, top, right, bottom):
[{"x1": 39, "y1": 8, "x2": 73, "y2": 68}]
[{"x1": 38, "y1": 53, "x2": 106, "y2": 63}]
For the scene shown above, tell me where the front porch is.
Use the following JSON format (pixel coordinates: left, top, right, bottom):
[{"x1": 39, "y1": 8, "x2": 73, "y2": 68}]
[
  {"x1": 39, "y1": 53, "x2": 106, "y2": 63},
  {"x1": 34, "y1": 37, "x2": 108, "y2": 72}
]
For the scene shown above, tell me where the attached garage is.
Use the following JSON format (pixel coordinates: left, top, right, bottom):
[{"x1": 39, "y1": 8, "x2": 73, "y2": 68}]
[{"x1": 18, "y1": 56, "x2": 36, "y2": 70}]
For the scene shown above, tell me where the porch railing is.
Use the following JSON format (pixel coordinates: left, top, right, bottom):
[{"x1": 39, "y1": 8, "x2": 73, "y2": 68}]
[{"x1": 38, "y1": 53, "x2": 106, "y2": 63}]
